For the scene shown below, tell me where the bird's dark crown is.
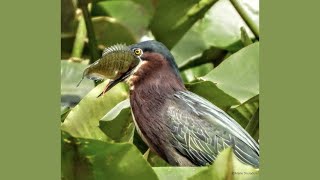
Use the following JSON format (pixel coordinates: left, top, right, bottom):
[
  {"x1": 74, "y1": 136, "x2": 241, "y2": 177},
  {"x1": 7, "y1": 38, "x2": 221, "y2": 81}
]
[{"x1": 129, "y1": 40, "x2": 182, "y2": 80}]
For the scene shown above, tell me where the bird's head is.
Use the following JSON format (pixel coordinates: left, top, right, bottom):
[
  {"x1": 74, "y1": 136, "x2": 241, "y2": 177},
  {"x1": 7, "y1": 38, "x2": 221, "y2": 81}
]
[{"x1": 98, "y1": 40, "x2": 184, "y2": 95}]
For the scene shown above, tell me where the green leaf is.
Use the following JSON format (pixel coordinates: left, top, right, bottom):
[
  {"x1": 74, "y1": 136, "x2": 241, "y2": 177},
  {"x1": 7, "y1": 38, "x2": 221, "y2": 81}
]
[
  {"x1": 154, "y1": 167, "x2": 207, "y2": 180},
  {"x1": 92, "y1": 0, "x2": 154, "y2": 40},
  {"x1": 100, "y1": 108, "x2": 135, "y2": 142},
  {"x1": 171, "y1": 0, "x2": 257, "y2": 68},
  {"x1": 150, "y1": 0, "x2": 219, "y2": 49},
  {"x1": 202, "y1": 42, "x2": 259, "y2": 103},
  {"x1": 61, "y1": 81, "x2": 128, "y2": 141},
  {"x1": 181, "y1": 63, "x2": 214, "y2": 83},
  {"x1": 133, "y1": 129, "x2": 149, "y2": 153},
  {"x1": 61, "y1": 131, "x2": 159, "y2": 180},
  {"x1": 200, "y1": 0, "x2": 256, "y2": 51},
  {"x1": 101, "y1": 98, "x2": 130, "y2": 121},
  {"x1": 189, "y1": 148, "x2": 259, "y2": 180},
  {"x1": 61, "y1": 60, "x2": 94, "y2": 106},
  {"x1": 227, "y1": 95, "x2": 259, "y2": 128},
  {"x1": 186, "y1": 81, "x2": 240, "y2": 110},
  {"x1": 92, "y1": 16, "x2": 136, "y2": 48},
  {"x1": 147, "y1": 151, "x2": 170, "y2": 167}
]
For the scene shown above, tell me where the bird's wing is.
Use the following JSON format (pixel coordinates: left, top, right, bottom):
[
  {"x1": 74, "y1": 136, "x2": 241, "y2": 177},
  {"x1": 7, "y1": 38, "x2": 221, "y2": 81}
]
[{"x1": 165, "y1": 91, "x2": 259, "y2": 167}]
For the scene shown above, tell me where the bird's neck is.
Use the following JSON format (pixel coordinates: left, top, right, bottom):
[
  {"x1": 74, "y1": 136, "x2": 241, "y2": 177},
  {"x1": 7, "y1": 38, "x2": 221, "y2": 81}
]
[
  {"x1": 127, "y1": 52, "x2": 185, "y2": 95},
  {"x1": 127, "y1": 54, "x2": 185, "y2": 159}
]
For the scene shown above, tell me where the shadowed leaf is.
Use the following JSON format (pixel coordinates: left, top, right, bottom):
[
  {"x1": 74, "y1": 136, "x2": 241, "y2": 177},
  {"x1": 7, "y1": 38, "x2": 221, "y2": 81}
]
[{"x1": 61, "y1": 132, "x2": 159, "y2": 180}]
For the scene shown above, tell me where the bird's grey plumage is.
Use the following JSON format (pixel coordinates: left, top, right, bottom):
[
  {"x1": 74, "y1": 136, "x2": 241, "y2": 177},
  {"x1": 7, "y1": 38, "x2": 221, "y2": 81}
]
[{"x1": 165, "y1": 91, "x2": 259, "y2": 167}]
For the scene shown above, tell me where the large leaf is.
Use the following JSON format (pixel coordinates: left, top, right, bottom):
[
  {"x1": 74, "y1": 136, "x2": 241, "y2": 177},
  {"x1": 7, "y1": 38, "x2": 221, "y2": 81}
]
[
  {"x1": 201, "y1": 42, "x2": 259, "y2": 103},
  {"x1": 101, "y1": 98, "x2": 130, "y2": 121},
  {"x1": 180, "y1": 63, "x2": 214, "y2": 83},
  {"x1": 189, "y1": 148, "x2": 259, "y2": 180},
  {"x1": 100, "y1": 108, "x2": 135, "y2": 142},
  {"x1": 61, "y1": 60, "x2": 94, "y2": 107},
  {"x1": 92, "y1": 16, "x2": 136, "y2": 48},
  {"x1": 228, "y1": 95, "x2": 259, "y2": 128},
  {"x1": 150, "y1": 0, "x2": 219, "y2": 49},
  {"x1": 200, "y1": 0, "x2": 256, "y2": 51},
  {"x1": 61, "y1": 131, "x2": 159, "y2": 180},
  {"x1": 171, "y1": 0, "x2": 256, "y2": 68},
  {"x1": 186, "y1": 81, "x2": 240, "y2": 110},
  {"x1": 92, "y1": 0, "x2": 154, "y2": 40},
  {"x1": 61, "y1": 81, "x2": 128, "y2": 141}
]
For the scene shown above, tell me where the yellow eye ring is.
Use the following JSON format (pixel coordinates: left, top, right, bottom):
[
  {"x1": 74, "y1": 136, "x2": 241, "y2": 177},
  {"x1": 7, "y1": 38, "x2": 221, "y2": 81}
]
[{"x1": 133, "y1": 48, "x2": 143, "y2": 56}]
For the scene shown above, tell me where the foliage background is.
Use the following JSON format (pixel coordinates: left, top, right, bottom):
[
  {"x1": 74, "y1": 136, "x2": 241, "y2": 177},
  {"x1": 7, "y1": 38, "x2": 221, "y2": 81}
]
[{"x1": 61, "y1": 0, "x2": 259, "y2": 179}]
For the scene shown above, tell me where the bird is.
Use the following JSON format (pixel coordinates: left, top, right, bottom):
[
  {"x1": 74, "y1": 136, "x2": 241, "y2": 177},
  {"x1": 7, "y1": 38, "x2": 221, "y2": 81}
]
[{"x1": 102, "y1": 40, "x2": 259, "y2": 168}]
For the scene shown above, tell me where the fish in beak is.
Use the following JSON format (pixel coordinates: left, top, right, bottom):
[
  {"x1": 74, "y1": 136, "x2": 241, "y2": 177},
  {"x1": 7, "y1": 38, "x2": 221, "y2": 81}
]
[{"x1": 77, "y1": 44, "x2": 141, "y2": 97}]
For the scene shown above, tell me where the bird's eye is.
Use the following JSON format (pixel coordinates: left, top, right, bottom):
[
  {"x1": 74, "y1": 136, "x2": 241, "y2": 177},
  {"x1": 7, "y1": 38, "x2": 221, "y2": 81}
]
[{"x1": 133, "y1": 48, "x2": 143, "y2": 56}]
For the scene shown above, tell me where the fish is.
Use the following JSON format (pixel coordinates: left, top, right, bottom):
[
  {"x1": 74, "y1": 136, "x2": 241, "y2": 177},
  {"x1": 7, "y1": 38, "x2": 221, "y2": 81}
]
[{"x1": 77, "y1": 44, "x2": 140, "y2": 87}]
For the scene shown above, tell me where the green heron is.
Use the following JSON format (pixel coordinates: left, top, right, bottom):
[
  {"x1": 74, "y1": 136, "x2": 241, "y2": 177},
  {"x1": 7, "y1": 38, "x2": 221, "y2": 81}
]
[{"x1": 102, "y1": 40, "x2": 259, "y2": 168}]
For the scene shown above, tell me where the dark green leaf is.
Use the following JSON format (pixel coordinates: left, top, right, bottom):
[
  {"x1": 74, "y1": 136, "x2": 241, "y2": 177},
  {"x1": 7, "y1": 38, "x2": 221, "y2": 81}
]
[
  {"x1": 133, "y1": 129, "x2": 149, "y2": 153},
  {"x1": 61, "y1": 131, "x2": 159, "y2": 180}
]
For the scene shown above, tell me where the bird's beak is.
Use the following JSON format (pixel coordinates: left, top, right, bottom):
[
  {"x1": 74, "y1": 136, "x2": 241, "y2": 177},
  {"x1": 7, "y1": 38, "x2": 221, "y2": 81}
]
[{"x1": 97, "y1": 67, "x2": 135, "y2": 97}]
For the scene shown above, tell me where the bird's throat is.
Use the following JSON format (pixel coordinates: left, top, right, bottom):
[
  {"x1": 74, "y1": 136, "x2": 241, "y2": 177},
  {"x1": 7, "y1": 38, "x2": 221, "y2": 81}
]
[{"x1": 127, "y1": 53, "x2": 185, "y2": 159}]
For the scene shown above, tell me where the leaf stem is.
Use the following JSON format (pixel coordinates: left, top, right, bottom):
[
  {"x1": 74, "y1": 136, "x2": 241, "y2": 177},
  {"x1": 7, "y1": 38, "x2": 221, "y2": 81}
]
[
  {"x1": 78, "y1": 0, "x2": 99, "y2": 63},
  {"x1": 230, "y1": 0, "x2": 259, "y2": 39},
  {"x1": 71, "y1": 15, "x2": 86, "y2": 58}
]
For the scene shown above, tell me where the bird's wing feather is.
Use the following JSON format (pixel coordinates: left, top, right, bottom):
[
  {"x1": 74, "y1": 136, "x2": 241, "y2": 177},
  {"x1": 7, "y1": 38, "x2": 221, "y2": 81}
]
[{"x1": 165, "y1": 91, "x2": 259, "y2": 167}]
